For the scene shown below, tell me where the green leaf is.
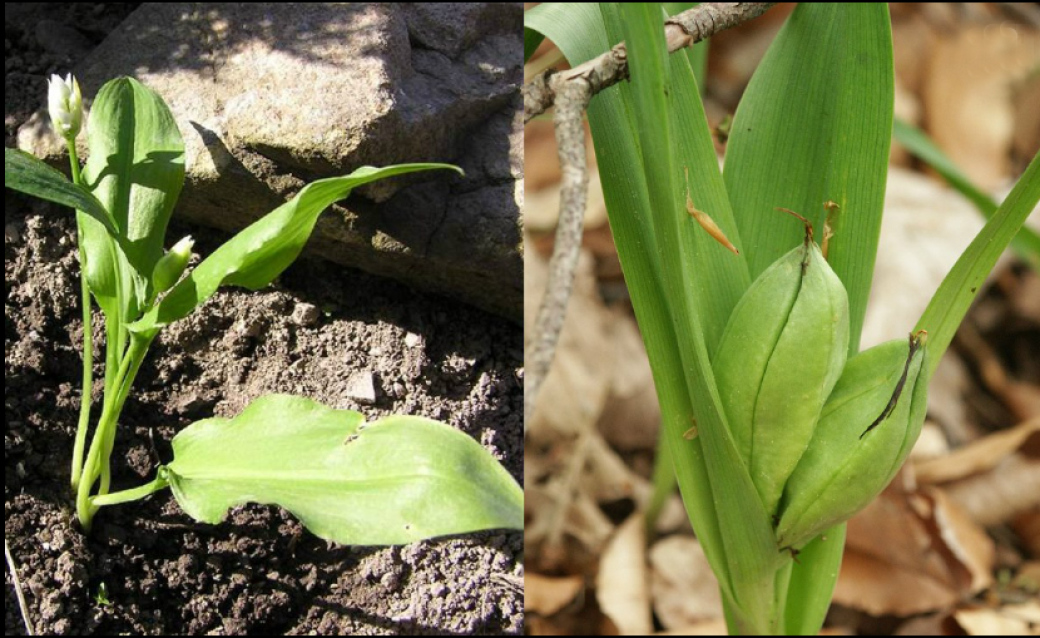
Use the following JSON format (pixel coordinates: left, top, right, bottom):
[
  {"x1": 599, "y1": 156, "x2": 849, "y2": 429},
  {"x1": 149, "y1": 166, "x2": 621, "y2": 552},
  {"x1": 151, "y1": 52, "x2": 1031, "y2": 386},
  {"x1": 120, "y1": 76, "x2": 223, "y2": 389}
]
[
  {"x1": 129, "y1": 163, "x2": 461, "y2": 337},
  {"x1": 526, "y1": 0, "x2": 733, "y2": 598},
  {"x1": 916, "y1": 150, "x2": 1040, "y2": 380},
  {"x1": 893, "y1": 118, "x2": 1040, "y2": 272},
  {"x1": 80, "y1": 76, "x2": 185, "y2": 321},
  {"x1": 4, "y1": 147, "x2": 115, "y2": 234},
  {"x1": 723, "y1": 4, "x2": 894, "y2": 354},
  {"x1": 617, "y1": 6, "x2": 781, "y2": 632},
  {"x1": 165, "y1": 395, "x2": 523, "y2": 546}
]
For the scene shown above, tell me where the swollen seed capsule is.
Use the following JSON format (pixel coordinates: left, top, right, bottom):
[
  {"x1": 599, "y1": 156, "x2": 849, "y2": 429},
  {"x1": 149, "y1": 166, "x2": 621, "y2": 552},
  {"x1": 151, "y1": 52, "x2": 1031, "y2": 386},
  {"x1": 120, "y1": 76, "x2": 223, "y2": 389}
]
[
  {"x1": 712, "y1": 237, "x2": 849, "y2": 516},
  {"x1": 775, "y1": 332, "x2": 928, "y2": 549}
]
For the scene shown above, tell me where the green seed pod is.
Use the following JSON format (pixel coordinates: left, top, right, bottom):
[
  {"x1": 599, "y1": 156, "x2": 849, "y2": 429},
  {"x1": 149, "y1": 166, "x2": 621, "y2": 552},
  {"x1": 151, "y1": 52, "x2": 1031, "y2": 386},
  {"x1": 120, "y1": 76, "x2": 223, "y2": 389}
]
[
  {"x1": 775, "y1": 332, "x2": 929, "y2": 549},
  {"x1": 712, "y1": 236, "x2": 849, "y2": 516}
]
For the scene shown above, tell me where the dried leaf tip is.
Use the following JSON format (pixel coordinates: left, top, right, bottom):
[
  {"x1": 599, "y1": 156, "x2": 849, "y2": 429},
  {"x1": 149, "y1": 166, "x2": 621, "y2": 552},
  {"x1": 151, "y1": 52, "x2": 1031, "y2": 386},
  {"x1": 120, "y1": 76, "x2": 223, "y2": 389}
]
[{"x1": 685, "y1": 167, "x2": 739, "y2": 254}]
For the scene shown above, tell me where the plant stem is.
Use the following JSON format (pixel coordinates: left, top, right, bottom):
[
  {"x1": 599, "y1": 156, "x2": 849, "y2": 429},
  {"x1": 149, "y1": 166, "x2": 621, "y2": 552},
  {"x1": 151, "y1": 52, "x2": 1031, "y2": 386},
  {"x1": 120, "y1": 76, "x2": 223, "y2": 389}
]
[
  {"x1": 90, "y1": 473, "x2": 169, "y2": 508},
  {"x1": 75, "y1": 333, "x2": 152, "y2": 530},
  {"x1": 644, "y1": 428, "x2": 676, "y2": 535},
  {"x1": 67, "y1": 138, "x2": 93, "y2": 491}
]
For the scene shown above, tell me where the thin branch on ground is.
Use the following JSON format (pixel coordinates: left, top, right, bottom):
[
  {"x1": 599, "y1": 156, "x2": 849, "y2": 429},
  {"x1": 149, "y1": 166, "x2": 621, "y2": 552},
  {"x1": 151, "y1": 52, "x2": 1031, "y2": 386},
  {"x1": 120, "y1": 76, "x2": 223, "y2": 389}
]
[
  {"x1": 523, "y1": 2, "x2": 777, "y2": 430},
  {"x1": 5, "y1": 540, "x2": 35, "y2": 636}
]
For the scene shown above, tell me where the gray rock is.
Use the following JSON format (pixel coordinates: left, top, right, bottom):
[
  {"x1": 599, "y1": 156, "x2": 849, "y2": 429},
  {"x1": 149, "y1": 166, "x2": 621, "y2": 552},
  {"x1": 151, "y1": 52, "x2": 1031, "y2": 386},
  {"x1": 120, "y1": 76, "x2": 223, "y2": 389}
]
[
  {"x1": 345, "y1": 371, "x2": 377, "y2": 405},
  {"x1": 291, "y1": 302, "x2": 320, "y2": 327},
  {"x1": 17, "y1": 3, "x2": 523, "y2": 320},
  {"x1": 34, "y1": 19, "x2": 94, "y2": 59}
]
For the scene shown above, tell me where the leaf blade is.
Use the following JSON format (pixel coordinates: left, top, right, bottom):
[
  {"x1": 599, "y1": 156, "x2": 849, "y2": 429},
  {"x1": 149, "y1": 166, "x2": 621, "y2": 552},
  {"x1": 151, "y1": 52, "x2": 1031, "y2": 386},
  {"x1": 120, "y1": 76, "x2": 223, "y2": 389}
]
[
  {"x1": 723, "y1": 3, "x2": 894, "y2": 353},
  {"x1": 129, "y1": 163, "x2": 461, "y2": 336},
  {"x1": 916, "y1": 150, "x2": 1040, "y2": 379},
  {"x1": 80, "y1": 76, "x2": 185, "y2": 317},
  {"x1": 166, "y1": 395, "x2": 523, "y2": 546},
  {"x1": 4, "y1": 147, "x2": 115, "y2": 234}
]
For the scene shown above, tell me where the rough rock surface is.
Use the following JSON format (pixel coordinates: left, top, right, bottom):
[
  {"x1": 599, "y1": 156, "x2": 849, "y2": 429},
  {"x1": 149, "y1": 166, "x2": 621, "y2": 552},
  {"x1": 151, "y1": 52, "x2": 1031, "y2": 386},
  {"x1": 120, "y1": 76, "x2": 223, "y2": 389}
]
[{"x1": 17, "y1": 3, "x2": 523, "y2": 320}]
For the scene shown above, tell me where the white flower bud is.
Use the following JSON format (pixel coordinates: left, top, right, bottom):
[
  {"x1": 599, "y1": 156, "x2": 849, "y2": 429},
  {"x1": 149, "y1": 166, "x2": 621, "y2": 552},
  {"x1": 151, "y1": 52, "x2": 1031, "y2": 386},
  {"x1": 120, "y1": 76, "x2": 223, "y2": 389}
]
[{"x1": 48, "y1": 74, "x2": 84, "y2": 139}]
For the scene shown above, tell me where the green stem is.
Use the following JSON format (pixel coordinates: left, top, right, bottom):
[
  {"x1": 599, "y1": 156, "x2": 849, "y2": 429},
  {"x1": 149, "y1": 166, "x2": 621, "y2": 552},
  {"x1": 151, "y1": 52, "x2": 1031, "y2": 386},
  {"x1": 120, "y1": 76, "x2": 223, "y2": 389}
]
[
  {"x1": 67, "y1": 137, "x2": 94, "y2": 491},
  {"x1": 90, "y1": 473, "x2": 169, "y2": 508},
  {"x1": 644, "y1": 427, "x2": 676, "y2": 535},
  {"x1": 75, "y1": 333, "x2": 151, "y2": 531}
]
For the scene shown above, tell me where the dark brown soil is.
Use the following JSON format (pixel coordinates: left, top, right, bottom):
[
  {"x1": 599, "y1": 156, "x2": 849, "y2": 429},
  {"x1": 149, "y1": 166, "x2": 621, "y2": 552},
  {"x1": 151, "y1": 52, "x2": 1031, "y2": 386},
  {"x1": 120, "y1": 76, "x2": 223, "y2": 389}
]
[{"x1": 5, "y1": 4, "x2": 523, "y2": 635}]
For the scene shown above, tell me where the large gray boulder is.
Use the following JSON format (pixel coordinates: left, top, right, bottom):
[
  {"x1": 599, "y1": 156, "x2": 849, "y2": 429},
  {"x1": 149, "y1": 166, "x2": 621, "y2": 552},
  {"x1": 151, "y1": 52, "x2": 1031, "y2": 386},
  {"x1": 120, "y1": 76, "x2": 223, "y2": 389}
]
[{"x1": 17, "y1": 3, "x2": 523, "y2": 320}]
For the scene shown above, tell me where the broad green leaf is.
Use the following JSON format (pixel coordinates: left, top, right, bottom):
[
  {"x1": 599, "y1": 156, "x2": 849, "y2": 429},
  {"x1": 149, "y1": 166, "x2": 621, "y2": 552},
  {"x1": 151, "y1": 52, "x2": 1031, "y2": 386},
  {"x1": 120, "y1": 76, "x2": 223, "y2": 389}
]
[
  {"x1": 165, "y1": 395, "x2": 523, "y2": 546},
  {"x1": 893, "y1": 118, "x2": 1040, "y2": 272},
  {"x1": 916, "y1": 150, "x2": 1040, "y2": 380},
  {"x1": 129, "y1": 163, "x2": 461, "y2": 337},
  {"x1": 80, "y1": 76, "x2": 185, "y2": 321},
  {"x1": 724, "y1": 4, "x2": 894, "y2": 354},
  {"x1": 4, "y1": 148, "x2": 115, "y2": 234}
]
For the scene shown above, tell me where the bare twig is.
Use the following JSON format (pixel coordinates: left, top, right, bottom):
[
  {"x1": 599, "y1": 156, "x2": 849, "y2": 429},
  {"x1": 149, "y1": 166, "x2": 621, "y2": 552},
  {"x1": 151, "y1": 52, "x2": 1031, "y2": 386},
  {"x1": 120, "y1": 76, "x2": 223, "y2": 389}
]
[
  {"x1": 524, "y1": 77, "x2": 591, "y2": 429},
  {"x1": 5, "y1": 540, "x2": 35, "y2": 636},
  {"x1": 523, "y1": 3, "x2": 777, "y2": 430}
]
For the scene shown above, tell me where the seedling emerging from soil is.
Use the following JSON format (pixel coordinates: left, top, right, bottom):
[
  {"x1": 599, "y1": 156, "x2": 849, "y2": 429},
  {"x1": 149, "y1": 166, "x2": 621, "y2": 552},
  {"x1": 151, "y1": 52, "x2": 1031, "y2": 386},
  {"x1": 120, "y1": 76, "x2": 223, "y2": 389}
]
[{"x1": 5, "y1": 75, "x2": 523, "y2": 544}]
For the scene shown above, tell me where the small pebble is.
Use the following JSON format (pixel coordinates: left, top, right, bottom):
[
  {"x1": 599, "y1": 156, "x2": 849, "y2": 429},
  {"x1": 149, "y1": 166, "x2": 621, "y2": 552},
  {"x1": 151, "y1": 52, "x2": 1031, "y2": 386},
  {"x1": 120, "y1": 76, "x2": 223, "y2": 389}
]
[
  {"x1": 291, "y1": 302, "x2": 320, "y2": 326},
  {"x1": 345, "y1": 372, "x2": 377, "y2": 405}
]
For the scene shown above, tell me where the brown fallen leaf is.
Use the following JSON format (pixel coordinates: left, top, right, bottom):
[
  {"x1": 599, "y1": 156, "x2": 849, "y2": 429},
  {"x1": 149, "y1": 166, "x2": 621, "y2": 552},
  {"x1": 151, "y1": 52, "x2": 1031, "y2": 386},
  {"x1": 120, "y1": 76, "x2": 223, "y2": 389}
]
[
  {"x1": 1011, "y1": 70, "x2": 1040, "y2": 176},
  {"x1": 526, "y1": 573, "x2": 586, "y2": 617},
  {"x1": 913, "y1": 419, "x2": 1040, "y2": 528},
  {"x1": 953, "y1": 602, "x2": 1040, "y2": 636},
  {"x1": 524, "y1": 238, "x2": 614, "y2": 443},
  {"x1": 1012, "y1": 512, "x2": 1040, "y2": 559},
  {"x1": 656, "y1": 618, "x2": 730, "y2": 636},
  {"x1": 597, "y1": 512, "x2": 652, "y2": 636},
  {"x1": 924, "y1": 25, "x2": 1040, "y2": 189},
  {"x1": 836, "y1": 478, "x2": 995, "y2": 616},
  {"x1": 597, "y1": 310, "x2": 661, "y2": 453},
  {"x1": 1012, "y1": 561, "x2": 1040, "y2": 596},
  {"x1": 944, "y1": 453, "x2": 1040, "y2": 528},
  {"x1": 914, "y1": 419, "x2": 1040, "y2": 484},
  {"x1": 894, "y1": 612, "x2": 955, "y2": 636},
  {"x1": 648, "y1": 536, "x2": 723, "y2": 631}
]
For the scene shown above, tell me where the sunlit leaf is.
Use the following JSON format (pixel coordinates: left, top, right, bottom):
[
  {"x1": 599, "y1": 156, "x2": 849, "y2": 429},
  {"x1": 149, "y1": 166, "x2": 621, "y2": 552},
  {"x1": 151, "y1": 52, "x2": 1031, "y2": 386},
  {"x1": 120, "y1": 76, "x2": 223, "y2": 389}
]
[
  {"x1": 129, "y1": 163, "x2": 461, "y2": 337},
  {"x1": 165, "y1": 395, "x2": 523, "y2": 545}
]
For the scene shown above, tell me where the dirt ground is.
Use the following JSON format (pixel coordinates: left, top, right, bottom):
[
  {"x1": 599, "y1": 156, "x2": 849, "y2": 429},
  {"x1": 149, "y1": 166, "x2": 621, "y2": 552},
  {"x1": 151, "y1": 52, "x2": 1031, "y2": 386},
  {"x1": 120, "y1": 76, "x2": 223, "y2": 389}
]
[{"x1": 5, "y1": 4, "x2": 523, "y2": 635}]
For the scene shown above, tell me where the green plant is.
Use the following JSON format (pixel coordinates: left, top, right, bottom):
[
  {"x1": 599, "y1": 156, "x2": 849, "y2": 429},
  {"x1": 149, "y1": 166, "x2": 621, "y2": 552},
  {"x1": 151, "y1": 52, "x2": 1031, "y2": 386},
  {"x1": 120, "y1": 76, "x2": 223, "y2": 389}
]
[
  {"x1": 525, "y1": 3, "x2": 1039, "y2": 634},
  {"x1": 5, "y1": 75, "x2": 523, "y2": 545}
]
